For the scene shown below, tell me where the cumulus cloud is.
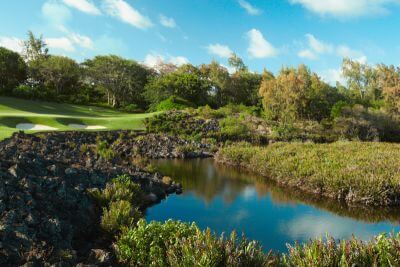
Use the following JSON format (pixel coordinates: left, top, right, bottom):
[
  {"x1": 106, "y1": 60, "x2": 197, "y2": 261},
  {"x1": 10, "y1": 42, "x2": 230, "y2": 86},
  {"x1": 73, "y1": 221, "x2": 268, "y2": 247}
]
[
  {"x1": 0, "y1": 37, "x2": 24, "y2": 53},
  {"x1": 103, "y1": 0, "x2": 152, "y2": 29},
  {"x1": 247, "y1": 29, "x2": 278, "y2": 58},
  {"x1": 144, "y1": 53, "x2": 189, "y2": 67},
  {"x1": 159, "y1": 15, "x2": 176, "y2": 28},
  {"x1": 298, "y1": 34, "x2": 366, "y2": 62},
  {"x1": 62, "y1": 0, "x2": 101, "y2": 15},
  {"x1": 289, "y1": 0, "x2": 400, "y2": 18},
  {"x1": 207, "y1": 43, "x2": 233, "y2": 58},
  {"x1": 238, "y1": 0, "x2": 262, "y2": 15}
]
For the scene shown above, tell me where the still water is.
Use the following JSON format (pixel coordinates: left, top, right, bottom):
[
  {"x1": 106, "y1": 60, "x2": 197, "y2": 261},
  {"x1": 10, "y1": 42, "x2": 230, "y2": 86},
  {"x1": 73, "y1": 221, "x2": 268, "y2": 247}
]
[{"x1": 146, "y1": 158, "x2": 400, "y2": 252}]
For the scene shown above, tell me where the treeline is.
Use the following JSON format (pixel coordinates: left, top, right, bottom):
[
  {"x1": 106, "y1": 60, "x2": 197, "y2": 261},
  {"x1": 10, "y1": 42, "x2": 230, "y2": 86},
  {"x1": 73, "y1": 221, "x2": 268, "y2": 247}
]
[
  {"x1": 1, "y1": 32, "x2": 400, "y2": 123},
  {"x1": 0, "y1": 32, "x2": 261, "y2": 112}
]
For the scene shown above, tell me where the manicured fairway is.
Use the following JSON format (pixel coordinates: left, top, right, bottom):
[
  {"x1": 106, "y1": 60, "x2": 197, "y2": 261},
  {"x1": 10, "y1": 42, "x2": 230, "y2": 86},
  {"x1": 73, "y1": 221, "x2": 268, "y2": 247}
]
[{"x1": 0, "y1": 97, "x2": 156, "y2": 140}]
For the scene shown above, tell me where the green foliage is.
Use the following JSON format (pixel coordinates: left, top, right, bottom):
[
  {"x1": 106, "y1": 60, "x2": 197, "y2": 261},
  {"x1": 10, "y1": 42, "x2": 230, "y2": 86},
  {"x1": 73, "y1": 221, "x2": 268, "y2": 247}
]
[
  {"x1": 0, "y1": 47, "x2": 27, "y2": 95},
  {"x1": 152, "y1": 95, "x2": 194, "y2": 112},
  {"x1": 217, "y1": 142, "x2": 400, "y2": 206},
  {"x1": 12, "y1": 85, "x2": 35, "y2": 99},
  {"x1": 84, "y1": 55, "x2": 152, "y2": 108},
  {"x1": 144, "y1": 65, "x2": 209, "y2": 107},
  {"x1": 122, "y1": 103, "x2": 140, "y2": 113},
  {"x1": 101, "y1": 200, "x2": 141, "y2": 235},
  {"x1": 259, "y1": 65, "x2": 340, "y2": 122},
  {"x1": 90, "y1": 174, "x2": 144, "y2": 208},
  {"x1": 115, "y1": 219, "x2": 274, "y2": 267},
  {"x1": 95, "y1": 139, "x2": 115, "y2": 160},
  {"x1": 219, "y1": 117, "x2": 248, "y2": 139},
  {"x1": 283, "y1": 234, "x2": 400, "y2": 266}
]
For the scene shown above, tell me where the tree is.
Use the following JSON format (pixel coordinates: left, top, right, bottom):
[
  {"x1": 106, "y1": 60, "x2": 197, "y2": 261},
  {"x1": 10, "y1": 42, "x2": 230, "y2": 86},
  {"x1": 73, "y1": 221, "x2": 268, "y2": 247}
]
[
  {"x1": 199, "y1": 61, "x2": 231, "y2": 107},
  {"x1": 144, "y1": 64, "x2": 209, "y2": 107},
  {"x1": 39, "y1": 55, "x2": 80, "y2": 98},
  {"x1": 0, "y1": 47, "x2": 27, "y2": 95},
  {"x1": 342, "y1": 58, "x2": 380, "y2": 104},
  {"x1": 259, "y1": 65, "x2": 338, "y2": 122},
  {"x1": 22, "y1": 31, "x2": 48, "y2": 62},
  {"x1": 228, "y1": 53, "x2": 247, "y2": 72},
  {"x1": 376, "y1": 64, "x2": 400, "y2": 114},
  {"x1": 84, "y1": 55, "x2": 151, "y2": 108}
]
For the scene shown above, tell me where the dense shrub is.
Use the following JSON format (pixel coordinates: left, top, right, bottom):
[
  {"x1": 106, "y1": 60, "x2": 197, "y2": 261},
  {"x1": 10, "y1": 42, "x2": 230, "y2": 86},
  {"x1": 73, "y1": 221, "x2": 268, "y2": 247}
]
[
  {"x1": 95, "y1": 140, "x2": 115, "y2": 160},
  {"x1": 101, "y1": 200, "x2": 141, "y2": 235},
  {"x1": 0, "y1": 47, "x2": 27, "y2": 95},
  {"x1": 283, "y1": 234, "x2": 400, "y2": 266},
  {"x1": 12, "y1": 85, "x2": 36, "y2": 99},
  {"x1": 151, "y1": 96, "x2": 195, "y2": 112},
  {"x1": 90, "y1": 175, "x2": 144, "y2": 208},
  {"x1": 115, "y1": 219, "x2": 273, "y2": 267}
]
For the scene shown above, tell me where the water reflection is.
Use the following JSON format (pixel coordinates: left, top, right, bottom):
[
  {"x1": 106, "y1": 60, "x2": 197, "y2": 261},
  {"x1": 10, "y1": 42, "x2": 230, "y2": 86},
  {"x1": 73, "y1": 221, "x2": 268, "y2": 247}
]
[{"x1": 146, "y1": 158, "x2": 400, "y2": 252}]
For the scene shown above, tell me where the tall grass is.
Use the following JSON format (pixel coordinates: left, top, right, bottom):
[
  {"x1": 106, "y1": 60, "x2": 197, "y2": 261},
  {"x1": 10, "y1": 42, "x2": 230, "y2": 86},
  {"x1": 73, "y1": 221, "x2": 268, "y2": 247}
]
[{"x1": 216, "y1": 142, "x2": 400, "y2": 206}]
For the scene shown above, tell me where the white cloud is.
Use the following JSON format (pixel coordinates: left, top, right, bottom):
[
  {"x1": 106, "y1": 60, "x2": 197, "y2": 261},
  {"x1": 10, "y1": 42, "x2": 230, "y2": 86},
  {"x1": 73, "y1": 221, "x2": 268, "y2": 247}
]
[
  {"x1": 169, "y1": 56, "x2": 189, "y2": 66},
  {"x1": 68, "y1": 32, "x2": 94, "y2": 49},
  {"x1": 298, "y1": 49, "x2": 317, "y2": 60},
  {"x1": 289, "y1": 0, "x2": 400, "y2": 18},
  {"x1": 306, "y1": 33, "x2": 333, "y2": 54},
  {"x1": 336, "y1": 45, "x2": 367, "y2": 63},
  {"x1": 298, "y1": 34, "x2": 366, "y2": 62},
  {"x1": 159, "y1": 15, "x2": 176, "y2": 28},
  {"x1": 42, "y1": 1, "x2": 72, "y2": 24},
  {"x1": 45, "y1": 37, "x2": 75, "y2": 52},
  {"x1": 0, "y1": 37, "x2": 24, "y2": 53},
  {"x1": 144, "y1": 53, "x2": 189, "y2": 67},
  {"x1": 62, "y1": 0, "x2": 101, "y2": 15},
  {"x1": 221, "y1": 64, "x2": 236, "y2": 74},
  {"x1": 207, "y1": 43, "x2": 233, "y2": 58},
  {"x1": 320, "y1": 68, "x2": 346, "y2": 85},
  {"x1": 238, "y1": 0, "x2": 262, "y2": 15},
  {"x1": 247, "y1": 29, "x2": 278, "y2": 58},
  {"x1": 103, "y1": 0, "x2": 152, "y2": 29}
]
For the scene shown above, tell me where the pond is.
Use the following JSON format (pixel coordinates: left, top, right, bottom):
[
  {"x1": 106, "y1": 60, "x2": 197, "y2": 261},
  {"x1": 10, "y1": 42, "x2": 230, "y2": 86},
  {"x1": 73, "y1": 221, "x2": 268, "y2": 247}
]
[{"x1": 146, "y1": 158, "x2": 400, "y2": 252}]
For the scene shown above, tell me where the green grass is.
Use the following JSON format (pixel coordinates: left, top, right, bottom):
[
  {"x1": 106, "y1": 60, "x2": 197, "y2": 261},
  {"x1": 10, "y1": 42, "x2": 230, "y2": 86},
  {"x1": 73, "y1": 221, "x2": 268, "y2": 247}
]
[
  {"x1": 216, "y1": 142, "x2": 400, "y2": 206},
  {"x1": 0, "y1": 97, "x2": 156, "y2": 140}
]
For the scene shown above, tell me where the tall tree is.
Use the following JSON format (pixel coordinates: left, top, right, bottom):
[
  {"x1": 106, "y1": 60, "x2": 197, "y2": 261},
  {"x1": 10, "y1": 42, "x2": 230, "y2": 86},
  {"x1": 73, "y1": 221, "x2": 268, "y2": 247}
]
[
  {"x1": 84, "y1": 55, "x2": 151, "y2": 108},
  {"x1": 0, "y1": 47, "x2": 27, "y2": 94},
  {"x1": 39, "y1": 55, "x2": 80, "y2": 98},
  {"x1": 259, "y1": 65, "x2": 337, "y2": 122}
]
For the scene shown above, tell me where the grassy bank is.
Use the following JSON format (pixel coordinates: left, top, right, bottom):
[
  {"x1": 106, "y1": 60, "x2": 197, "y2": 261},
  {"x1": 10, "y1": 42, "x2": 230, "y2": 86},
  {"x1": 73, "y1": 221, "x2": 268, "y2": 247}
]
[
  {"x1": 0, "y1": 97, "x2": 156, "y2": 140},
  {"x1": 216, "y1": 142, "x2": 400, "y2": 206}
]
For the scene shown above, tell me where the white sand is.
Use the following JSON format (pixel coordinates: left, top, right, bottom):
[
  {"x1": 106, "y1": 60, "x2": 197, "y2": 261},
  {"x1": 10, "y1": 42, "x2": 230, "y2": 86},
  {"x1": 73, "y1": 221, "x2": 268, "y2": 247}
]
[
  {"x1": 68, "y1": 124, "x2": 107, "y2": 130},
  {"x1": 16, "y1": 123, "x2": 58, "y2": 131}
]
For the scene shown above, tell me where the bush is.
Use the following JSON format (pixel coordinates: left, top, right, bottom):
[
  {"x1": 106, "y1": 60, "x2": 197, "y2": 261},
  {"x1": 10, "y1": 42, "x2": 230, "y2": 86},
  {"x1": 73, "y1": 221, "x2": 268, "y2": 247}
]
[
  {"x1": 101, "y1": 200, "x2": 141, "y2": 235},
  {"x1": 90, "y1": 175, "x2": 144, "y2": 208},
  {"x1": 115, "y1": 219, "x2": 273, "y2": 267},
  {"x1": 219, "y1": 117, "x2": 248, "y2": 139},
  {"x1": 12, "y1": 85, "x2": 35, "y2": 99},
  {"x1": 96, "y1": 140, "x2": 115, "y2": 160},
  {"x1": 122, "y1": 103, "x2": 140, "y2": 113},
  {"x1": 152, "y1": 96, "x2": 195, "y2": 112}
]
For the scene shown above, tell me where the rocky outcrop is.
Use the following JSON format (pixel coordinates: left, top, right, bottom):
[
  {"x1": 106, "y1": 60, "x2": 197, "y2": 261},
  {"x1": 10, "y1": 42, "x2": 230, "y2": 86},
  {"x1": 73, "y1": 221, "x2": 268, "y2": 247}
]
[{"x1": 0, "y1": 131, "x2": 193, "y2": 266}]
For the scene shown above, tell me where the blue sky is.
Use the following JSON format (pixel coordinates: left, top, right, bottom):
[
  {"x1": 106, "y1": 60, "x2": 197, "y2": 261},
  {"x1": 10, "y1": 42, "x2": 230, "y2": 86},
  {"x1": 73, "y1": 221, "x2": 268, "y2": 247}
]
[{"x1": 1, "y1": 0, "x2": 400, "y2": 84}]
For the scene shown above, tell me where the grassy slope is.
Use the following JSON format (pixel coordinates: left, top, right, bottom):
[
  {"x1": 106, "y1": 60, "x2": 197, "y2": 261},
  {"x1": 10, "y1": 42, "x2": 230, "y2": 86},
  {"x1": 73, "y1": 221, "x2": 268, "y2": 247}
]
[
  {"x1": 216, "y1": 142, "x2": 400, "y2": 206},
  {"x1": 0, "y1": 97, "x2": 156, "y2": 140}
]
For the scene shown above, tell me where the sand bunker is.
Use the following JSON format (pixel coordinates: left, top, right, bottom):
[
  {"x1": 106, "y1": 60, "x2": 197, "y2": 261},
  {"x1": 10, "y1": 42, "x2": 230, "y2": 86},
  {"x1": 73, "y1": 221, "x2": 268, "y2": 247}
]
[
  {"x1": 68, "y1": 124, "x2": 107, "y2": 130},
  {"x1": 16, "y1": 123, "x2": 58, "y2": 131}
]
